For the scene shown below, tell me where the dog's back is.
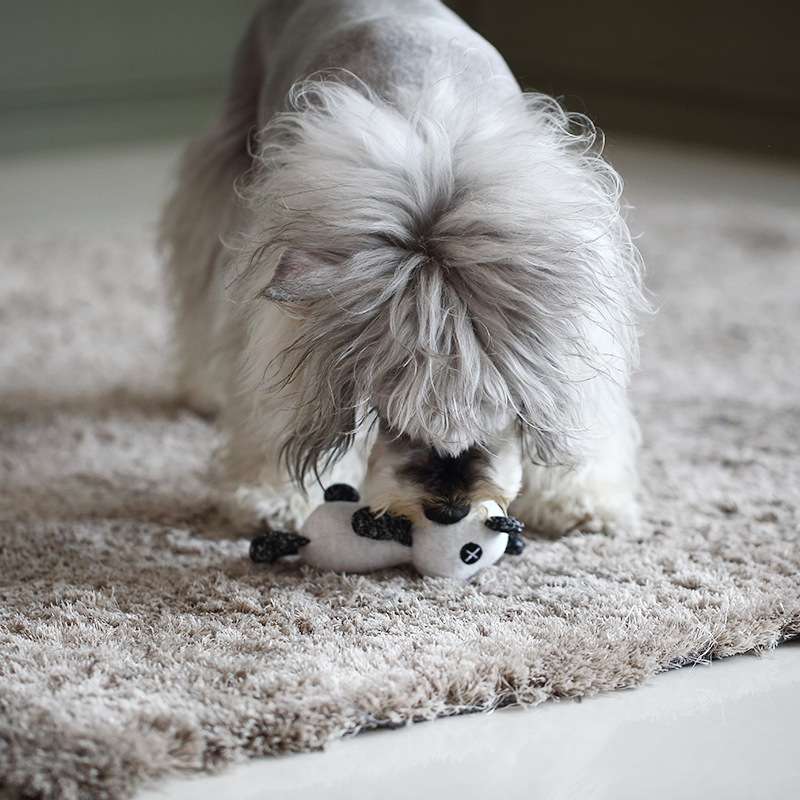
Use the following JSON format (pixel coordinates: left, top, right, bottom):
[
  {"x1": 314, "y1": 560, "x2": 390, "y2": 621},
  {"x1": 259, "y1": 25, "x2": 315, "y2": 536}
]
[{"x1": 247, "y1": 0, "x2": 516, "y2": 119}]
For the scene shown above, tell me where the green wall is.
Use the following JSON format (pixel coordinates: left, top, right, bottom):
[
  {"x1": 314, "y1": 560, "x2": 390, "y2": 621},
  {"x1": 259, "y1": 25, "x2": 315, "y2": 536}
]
[{"x1": 0, "y1": 0, "x2": 261, "y2": 153}]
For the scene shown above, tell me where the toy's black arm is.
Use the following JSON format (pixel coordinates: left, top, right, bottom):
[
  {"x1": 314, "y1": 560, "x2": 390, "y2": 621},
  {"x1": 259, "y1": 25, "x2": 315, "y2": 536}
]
[
  {"x1": 485, "y1": 515, "x2": 524, "y2": 535},
  {"x1": 250, "y1": 531, "x2": 310, "y2": 563},
  {"x1": 351, "y1": 507, "x2": 413, "y2": 547},
  {"x1": 485, "y1": 515, "x2": 526, "y2": 556}
]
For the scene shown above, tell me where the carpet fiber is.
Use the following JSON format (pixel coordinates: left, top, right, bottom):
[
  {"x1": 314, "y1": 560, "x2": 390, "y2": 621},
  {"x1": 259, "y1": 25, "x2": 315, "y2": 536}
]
[{"x1": 1, "y1": 198, "x2": 799, "y2": 800}]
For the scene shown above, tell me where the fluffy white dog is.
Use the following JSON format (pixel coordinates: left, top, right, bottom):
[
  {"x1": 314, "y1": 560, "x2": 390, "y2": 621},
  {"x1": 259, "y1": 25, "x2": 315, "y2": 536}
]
[{"x1": 160, "y1": 0, "x2": 646, "y2": 536}]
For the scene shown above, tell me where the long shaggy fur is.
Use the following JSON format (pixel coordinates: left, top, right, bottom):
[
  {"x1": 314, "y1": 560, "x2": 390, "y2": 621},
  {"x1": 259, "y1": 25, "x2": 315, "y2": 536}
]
[
  {"x1": 161, "y1": 0, "x2": 647, "y2": 533},
  {"x1": 231, "y1": 77, "x2": 645, "y2": 485}
]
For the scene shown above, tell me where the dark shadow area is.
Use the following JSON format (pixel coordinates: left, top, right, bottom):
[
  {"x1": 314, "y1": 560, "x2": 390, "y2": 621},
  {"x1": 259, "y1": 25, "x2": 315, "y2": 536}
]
[{"x1": 449, "y1": 0, "x2": 799, "y2": 158}]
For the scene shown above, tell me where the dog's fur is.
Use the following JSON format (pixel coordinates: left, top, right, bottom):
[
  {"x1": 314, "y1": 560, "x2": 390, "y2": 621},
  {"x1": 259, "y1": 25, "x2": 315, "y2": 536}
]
[{"x1": 160, "y1": 0, "x2": 647, "y2": 534}]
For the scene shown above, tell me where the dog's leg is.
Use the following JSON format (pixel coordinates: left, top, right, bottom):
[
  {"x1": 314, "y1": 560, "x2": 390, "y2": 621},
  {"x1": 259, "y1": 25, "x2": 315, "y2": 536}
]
[
  {"x1": 160, "y1": 124, "x2": 252, "y2": 414},
  {"x1": 159, "y1": 17, "x2": 262, "y2": 415},
  {"x1": 160, "y1": 142, "x2": 254, "y2": 414},
  {"x1": 159, "y1": 18, "x2": 316, "y2": 529},
  {"x1": 216, "y1": 409, "x2": 372, "y2": 533},
  {"x1": 511, "y1": 385, "x2": 641, "y2": 537}
]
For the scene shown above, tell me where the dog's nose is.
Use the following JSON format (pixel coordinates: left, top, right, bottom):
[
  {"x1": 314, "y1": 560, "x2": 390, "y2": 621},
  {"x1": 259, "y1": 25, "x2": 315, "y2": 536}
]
[{"x1": 423, "y1": 502, "x2": 471, "y2": 525}]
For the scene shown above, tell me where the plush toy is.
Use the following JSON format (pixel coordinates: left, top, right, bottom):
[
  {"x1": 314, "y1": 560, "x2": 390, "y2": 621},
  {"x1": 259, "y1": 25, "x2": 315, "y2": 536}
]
[{"x1": 250, "y1": 484, "x2": 525, "y2": 580}]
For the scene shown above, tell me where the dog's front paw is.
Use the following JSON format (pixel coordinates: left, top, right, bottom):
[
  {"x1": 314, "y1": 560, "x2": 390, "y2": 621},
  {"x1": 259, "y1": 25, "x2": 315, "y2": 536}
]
[
  {"x1": 218, "y1": 484, "x2": 317, "y2": 533},
  {"x1": 511, "y1": 489, "x2": 640, "y2": 538}
]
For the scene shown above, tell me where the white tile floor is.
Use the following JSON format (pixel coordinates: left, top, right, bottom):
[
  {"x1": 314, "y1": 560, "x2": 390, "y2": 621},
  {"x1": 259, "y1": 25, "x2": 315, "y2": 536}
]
[
  {"x1": 137, "y1": 642, "x2": 800, "y2": 800},
  {"x1": 2, "y1": 136, "x2": 799, "y2": 800}
]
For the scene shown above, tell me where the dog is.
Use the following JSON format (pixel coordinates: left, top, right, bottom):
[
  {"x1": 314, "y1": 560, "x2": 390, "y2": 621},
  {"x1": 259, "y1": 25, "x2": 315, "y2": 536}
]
[{"x1": 160, "y1": 0, "x2": 646, "y2": 537}]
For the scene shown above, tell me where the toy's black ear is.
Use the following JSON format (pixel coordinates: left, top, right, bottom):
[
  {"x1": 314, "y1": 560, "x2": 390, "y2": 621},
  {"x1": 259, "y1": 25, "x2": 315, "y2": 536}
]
[
  {"x1": 324, "y1": 484, "x2": 360, "y2": 503},
  {"x1": 485, "y1": 515, "x2": 524, "y2": 535},
  {"x1": 351, "y1": 507, "x2": 412, "y2": 547}
]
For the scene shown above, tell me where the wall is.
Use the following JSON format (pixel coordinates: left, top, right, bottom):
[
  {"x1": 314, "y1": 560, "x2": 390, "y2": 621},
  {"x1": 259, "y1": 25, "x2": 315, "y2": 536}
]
[
  {"x1": 2, "y1": 1, "x2": 798, "y2": 157},
  {"x1": 0, "y1": 0, "x2": 260, "y2": 153}
]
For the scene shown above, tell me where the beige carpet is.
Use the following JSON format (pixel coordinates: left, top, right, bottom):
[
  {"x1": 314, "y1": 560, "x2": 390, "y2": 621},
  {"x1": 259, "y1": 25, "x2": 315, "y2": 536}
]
[{"x1": 1, "y1": 197, "x2": 799, "y2": 800}]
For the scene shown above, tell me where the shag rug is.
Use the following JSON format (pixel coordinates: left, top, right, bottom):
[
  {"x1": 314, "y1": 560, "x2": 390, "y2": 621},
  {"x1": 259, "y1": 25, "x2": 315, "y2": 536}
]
[{"x1": 1, "y1": 198, "x2": 799, "y2": 800}]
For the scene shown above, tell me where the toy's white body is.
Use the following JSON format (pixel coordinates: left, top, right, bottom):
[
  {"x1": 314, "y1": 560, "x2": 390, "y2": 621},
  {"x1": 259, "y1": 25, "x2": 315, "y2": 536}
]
[
  {"x1": 298, "y1": 500, "x2": 508, "y2": 579},
  {"x1": 298, "y1": 501, "x2": 410, "y2": 572}
]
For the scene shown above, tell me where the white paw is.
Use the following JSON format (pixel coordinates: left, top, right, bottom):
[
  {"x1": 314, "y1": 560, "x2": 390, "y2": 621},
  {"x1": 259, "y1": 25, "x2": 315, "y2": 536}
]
[
  {"x1": 217, "y1": 484, "x2": 318, "y2": 532},
  {"x1": 511, "y1": 488, "x2": 640, "y2": 538}
]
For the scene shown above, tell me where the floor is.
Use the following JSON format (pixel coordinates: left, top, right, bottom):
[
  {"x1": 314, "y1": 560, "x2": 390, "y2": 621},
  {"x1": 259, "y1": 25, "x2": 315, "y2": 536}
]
[
  {"x1": 2, "y1": 137, "x2": 799, "y2": 799},
  {"x1": 137, "y1": 643, "x2": 800, "y2": 800}
]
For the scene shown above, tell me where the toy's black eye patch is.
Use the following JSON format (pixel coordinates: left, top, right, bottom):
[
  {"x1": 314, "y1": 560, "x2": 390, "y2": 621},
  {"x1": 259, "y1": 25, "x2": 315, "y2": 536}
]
[
  {"x1": 351, "y1": 507, "x2": 413, "y2": 547},
  {"x1": 459, "y1": 542, "x2": 483, "y2": 564}
]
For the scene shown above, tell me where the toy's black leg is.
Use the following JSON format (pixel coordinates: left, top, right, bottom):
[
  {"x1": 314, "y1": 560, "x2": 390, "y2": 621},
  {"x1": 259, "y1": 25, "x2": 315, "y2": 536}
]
[
  {"x1": 505, "y1": 533, "x2": 526, "y2": 556},
  {"x1": 250, "y1": 531, "x2": 310, "y2": 563},
  {"x1": 323, "y1": 483, "x2": 360, "y2": 503}
]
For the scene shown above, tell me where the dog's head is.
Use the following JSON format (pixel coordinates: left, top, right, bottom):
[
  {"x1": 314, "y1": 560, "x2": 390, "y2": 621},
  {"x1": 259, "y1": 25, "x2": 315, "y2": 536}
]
[
  {"x1": 359, "y1": 422, "x2": 522, "y2": 525},
  {"x1": 235, "y1": 77, "x2": 644, "y2": 495}
]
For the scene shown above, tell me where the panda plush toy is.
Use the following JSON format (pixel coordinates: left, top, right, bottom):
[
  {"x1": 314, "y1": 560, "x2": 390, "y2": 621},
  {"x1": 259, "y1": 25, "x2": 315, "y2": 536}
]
[{"x1": 250, "y1": 484, "x2": 525, "y2": 580}]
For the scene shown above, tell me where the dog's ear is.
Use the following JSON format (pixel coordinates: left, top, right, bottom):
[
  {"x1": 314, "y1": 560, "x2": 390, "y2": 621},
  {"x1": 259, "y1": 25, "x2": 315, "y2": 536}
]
[{"x1": 261, "y1": 249, "x2": 332, "y2": 303}]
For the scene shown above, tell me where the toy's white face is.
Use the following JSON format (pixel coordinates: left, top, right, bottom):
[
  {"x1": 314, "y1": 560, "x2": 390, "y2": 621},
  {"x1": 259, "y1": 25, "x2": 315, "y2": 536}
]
[{"x1": 410, "y1": 500, "x2": 508, "y2": 579}]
